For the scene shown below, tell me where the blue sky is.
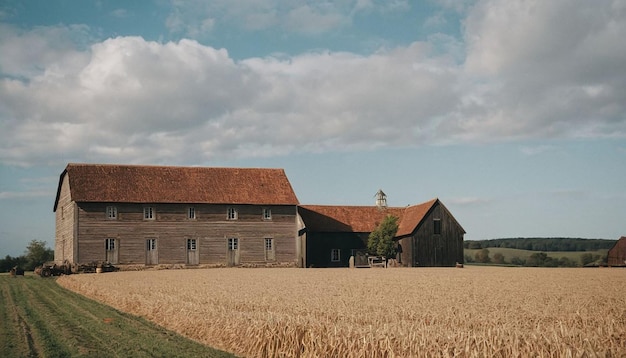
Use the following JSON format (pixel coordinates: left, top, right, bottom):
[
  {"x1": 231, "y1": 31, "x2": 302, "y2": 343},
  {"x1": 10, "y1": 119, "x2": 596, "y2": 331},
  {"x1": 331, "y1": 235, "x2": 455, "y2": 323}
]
[{"x1": 1, "y1": 0, "x2": 625, "y2": 256}]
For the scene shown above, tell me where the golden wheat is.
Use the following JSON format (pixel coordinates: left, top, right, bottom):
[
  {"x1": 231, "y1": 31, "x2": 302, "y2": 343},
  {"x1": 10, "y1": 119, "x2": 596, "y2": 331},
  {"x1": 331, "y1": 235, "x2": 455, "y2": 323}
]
[{"x1": 57, "y1": 267, "x2": 626, "y2": 357}]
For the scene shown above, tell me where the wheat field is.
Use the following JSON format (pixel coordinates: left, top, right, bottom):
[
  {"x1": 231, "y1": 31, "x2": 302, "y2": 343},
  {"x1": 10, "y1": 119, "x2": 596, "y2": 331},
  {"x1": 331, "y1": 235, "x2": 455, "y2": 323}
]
[{"x1": 57, "y1": 267, "x2": 626, "y2": 357}]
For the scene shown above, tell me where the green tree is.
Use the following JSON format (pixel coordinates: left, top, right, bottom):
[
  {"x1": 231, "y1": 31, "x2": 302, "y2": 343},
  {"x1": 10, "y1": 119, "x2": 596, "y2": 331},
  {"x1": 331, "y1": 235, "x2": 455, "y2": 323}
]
[
  {"x1": 0, "y1": 255, "x2": 27, "y2": 272},
  {"x1": 24, "y1": 240, "x2": 54, "y2": 270},
  {"x1": 525, "y1": 252, "x2": 548, "y2": 267},
  {"x1": 367, "y1": 215, "x2": 399, "y2": 259}
]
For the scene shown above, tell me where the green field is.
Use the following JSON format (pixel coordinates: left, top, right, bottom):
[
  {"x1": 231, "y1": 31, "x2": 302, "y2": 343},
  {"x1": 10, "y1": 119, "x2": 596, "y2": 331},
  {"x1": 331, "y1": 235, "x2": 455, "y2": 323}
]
[
  {"x1": 0, "y1": 273, "x2": 234, "y2": 358},
  {"x1": 464, "y1": 247, "x2": 608, "y2": 264}
]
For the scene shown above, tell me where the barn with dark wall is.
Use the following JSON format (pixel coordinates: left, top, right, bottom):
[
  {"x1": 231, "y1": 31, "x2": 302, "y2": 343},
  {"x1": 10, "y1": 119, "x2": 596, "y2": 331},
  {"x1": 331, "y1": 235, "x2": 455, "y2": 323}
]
[
  {"x1": 607, "y1": 236, "x2": 626, "y2": 266},
  {"x1": 297, "y1": 205, "x2": 405, "y2": 267},
  {"x1": 395, "y1": 199, "x2": 465, "y2": 267},
  {"x1": 299, "y1": 198, "x2": 465, "y2": 267},
  {"x1": 54, "y1": 163, "x2": 465, "y2": 269}
]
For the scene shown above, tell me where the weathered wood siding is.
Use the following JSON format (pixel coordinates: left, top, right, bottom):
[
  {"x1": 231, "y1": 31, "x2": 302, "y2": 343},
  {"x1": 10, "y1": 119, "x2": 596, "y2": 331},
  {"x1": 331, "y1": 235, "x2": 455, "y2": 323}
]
[
  {"x1": 54, "y1": 174, "x2": 76, "y2": 263},
  {"x1": 74, "y1": 203, "x2": 299, "y2": 266},
  {"x1": 399, "y1": 202, "x2": 464, "y2": 267},
  {"x1": 607, "y1": 237, "x2": 626, "y2": 266}
]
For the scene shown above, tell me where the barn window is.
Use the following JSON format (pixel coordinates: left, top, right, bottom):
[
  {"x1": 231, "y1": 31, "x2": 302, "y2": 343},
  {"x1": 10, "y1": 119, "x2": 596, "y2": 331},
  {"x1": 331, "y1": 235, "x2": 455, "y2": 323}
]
[
  {"x1": 433, "y1": 219, "x2": 441, "y2": 235},
  {"x1": 187, "y1": 238, "x2": 197, "y2": 250},
  {"x1": 188, "y1": 207, "x2": 196, "y2": 219},
  {"x1": 228, "y1": 238, "x2": 238, "y2": 250},
  {"x1": 265, "y1": 238, "x2": 275, "y2": 261},
  {"x1": 105, "y1": 238, "x2": 115, "y2": 251},
  {"x1": 106, "y1": 206, "x2": 117, "y2": 220},
  {"x1": 331, "y1": 249, "x2": 341, "y2": 262},
  {"x1": 263, "y1": 208, "x2": 272, "y2": 220},
  {"x1": 227, "y1": 207, "x2": 238, "y2": 220},
  {"x1": 144, "y1": 207, "x2": 155, "y2": 220}
]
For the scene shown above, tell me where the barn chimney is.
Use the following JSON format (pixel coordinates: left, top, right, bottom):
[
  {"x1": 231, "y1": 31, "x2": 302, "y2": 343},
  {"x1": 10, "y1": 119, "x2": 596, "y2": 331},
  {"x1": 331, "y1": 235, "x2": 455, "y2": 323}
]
[{"x1": 375, "y1": 189, "x2": 387, "y2": 209}]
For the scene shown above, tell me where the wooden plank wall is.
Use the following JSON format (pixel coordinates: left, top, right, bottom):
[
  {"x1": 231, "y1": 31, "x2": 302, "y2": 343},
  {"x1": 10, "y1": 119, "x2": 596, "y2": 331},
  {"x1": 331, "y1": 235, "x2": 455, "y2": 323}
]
[
  {"x1": 411, "y1": 203, "x2": 464, "y2": 267},
  {"x1": 75, "y1": 202, "x2": 299, "y2": 266},
  {"x1": 54, "y1": 175, "x2": 75, "y2": 263}
]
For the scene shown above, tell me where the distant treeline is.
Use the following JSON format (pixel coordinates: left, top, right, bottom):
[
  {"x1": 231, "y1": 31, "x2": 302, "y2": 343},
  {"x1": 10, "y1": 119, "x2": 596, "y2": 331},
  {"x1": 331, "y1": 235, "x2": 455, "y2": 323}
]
[{"x1": 464, "y1": 238, "x2": 616, "y2": 252}]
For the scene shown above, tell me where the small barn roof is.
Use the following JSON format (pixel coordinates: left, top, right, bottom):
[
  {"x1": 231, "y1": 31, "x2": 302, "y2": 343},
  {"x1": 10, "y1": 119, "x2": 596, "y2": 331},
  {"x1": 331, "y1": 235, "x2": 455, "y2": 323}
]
[
  {"x1": 299, "y1": 198, "x2": 447, "y2": 236},
  {"x1": 54, "y1": 163, "x2": 299, "y2": 211}
]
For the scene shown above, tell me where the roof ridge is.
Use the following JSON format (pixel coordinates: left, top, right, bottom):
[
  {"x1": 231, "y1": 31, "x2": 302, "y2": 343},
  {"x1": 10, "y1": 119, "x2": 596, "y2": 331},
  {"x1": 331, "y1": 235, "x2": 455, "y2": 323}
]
[{"x1": 67, "y1": 163, "x2": 286, "y2": 170}]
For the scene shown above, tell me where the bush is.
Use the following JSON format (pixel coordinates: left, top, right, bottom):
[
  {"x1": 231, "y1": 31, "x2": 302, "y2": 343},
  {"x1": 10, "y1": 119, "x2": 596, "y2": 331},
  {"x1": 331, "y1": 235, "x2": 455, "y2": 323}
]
[
  {"x1": 475, "y1": 249, "x2": 491, "y2": 263},
  {"x1": 492, "y1": 253, "x2": 505, "y2": 265}
]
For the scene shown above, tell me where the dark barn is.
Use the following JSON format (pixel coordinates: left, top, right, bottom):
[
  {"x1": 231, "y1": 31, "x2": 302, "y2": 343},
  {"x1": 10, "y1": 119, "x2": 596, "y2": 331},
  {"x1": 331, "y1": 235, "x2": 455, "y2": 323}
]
[
  {"x1": 299, "y1": 198, "x2": 465, "y2": 267},
  {"x1": 607, "y1": 236, "x2": 626, "y2": 266}
]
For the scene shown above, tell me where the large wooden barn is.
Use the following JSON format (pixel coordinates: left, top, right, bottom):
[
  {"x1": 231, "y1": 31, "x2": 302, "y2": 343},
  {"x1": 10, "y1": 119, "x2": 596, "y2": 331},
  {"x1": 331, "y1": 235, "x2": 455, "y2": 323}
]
[
  {"x1": 53, "y1": 163, "x2": 465, "y2": 268},
  {"x1": 53, "y1": 164, "x2": 303, "y2": 267},
  {"x1": 298, "y1": 197, "x2": 465, "y2": 267},
  {"x1": 607, "y1": 236, "x2": 626, "y2": 266}
]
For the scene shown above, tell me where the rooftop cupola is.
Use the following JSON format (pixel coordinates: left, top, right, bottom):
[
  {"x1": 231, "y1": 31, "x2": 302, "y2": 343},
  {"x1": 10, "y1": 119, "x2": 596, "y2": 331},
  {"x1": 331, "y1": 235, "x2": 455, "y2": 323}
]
[{"x1": 375, "y1": 189, "x2": 387, "y2": 209}]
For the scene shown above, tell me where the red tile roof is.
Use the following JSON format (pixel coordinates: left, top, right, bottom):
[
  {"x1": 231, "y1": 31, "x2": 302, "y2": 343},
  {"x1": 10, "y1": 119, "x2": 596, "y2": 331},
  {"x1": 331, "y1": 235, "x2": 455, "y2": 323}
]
[
  {"x1": 54, "y1": 163, "x2": 299, "y2": 210},
  {"x1": 299, "y1": 198, "x2": 438, "y2": 236}
]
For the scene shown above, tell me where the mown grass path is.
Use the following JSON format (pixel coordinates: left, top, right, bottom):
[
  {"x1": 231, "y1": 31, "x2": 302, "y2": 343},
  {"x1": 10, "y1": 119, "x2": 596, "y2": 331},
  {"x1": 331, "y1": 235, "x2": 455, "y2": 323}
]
[{"x1": 0, "y1": 274, "x2": 235, "y2": 358}]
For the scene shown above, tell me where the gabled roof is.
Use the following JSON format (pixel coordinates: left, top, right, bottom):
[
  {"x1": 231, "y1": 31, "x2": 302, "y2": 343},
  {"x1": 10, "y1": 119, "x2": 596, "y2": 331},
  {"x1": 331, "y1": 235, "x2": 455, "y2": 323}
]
[
  {"x1": 299, "y1": 198, "x2": 441, "y2": 236},
  {"x1": 396, "y1": 199, "x2": 438, "y2": 237},
  {"x1": 54, "y1": 163, "x2": 299, "y2": 211}
]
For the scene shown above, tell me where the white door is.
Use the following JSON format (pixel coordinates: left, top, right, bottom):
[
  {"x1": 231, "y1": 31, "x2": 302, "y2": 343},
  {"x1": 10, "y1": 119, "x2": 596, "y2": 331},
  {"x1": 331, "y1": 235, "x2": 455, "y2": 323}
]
[
  {"x1": 146, "y1": 238, "x2": 158, "y2": 265},
  {"x1": 227, "y1": 238, "x2": 239, "y2": 266},
  {"x1": 187, "y1": 238, "x2": 199, "y2": 265},
  {"x1": 105, "y1": 238, "x2": 118, "y2": 264}
]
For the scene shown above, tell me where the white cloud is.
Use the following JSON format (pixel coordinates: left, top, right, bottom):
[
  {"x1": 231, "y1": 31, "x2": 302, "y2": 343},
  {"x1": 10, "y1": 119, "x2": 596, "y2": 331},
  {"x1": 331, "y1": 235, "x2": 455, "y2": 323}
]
[
  {"x1": 454, "y1": 0, "x2": 626, "y2": 141},
  {"x1": 1, "y1": 0, "x2": 625, "y2": 167}
]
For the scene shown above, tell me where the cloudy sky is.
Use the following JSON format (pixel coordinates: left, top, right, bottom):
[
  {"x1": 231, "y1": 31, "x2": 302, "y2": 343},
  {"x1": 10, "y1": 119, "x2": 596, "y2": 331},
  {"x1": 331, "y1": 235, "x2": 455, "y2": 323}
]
[{"x1": 1, "y1": 0, "x2": 625, "y2": 256}]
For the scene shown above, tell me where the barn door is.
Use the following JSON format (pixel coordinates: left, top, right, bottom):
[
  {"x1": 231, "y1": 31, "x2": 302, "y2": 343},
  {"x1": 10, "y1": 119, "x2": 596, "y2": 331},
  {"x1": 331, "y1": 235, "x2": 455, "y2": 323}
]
[
  {"x1": 146, "y1": 238, "x2": 158, "y2": 265},
  {"x1": 435, "y1": 236, "x2": 444, "y2": 267},
  {"x1": 187, "y1": 238, "x2": 199, "y2": 265},
  {"x1": 105, "y1": 238, "x2": 118, "y2": 264},
  {"x1": 227, "y1": 238, "x2": 239, "y2": 266},
  {"x1": 264, "y1": 238, "x2": 275, "y2": 261}
]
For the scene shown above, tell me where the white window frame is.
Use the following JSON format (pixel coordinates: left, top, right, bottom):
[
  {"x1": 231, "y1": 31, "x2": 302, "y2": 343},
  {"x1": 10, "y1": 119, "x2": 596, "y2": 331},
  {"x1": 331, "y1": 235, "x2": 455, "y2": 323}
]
[
  {"x1": 144, "y1": 207, "x2": 155, "y2": 220},
  {"x1": 228, "y1": 237, "x2": 239, "y2": 250},
  {"x1": 188, "y1": 207, "x2": 196, "y2": 220},
  {"x1": 147, "y1": 238, "x2": 157, "y2": 251},
  {"x1": 263, "y1": 208, "x2": 272, "y2": 220},
  {"x1": 227, "y1": 207, "x2": 238, "y2": 220},
  {"x1": 106, "y1": 206, "x2": 117, "y2": 220},
  {"x1": 187, "y1": 238, "x2": 197, "y2": 250},
  {"x1": 105, "y1": 238, "x2": 116, "y2": 251},
  {"x1": 331, "y1": 249, "x2": 341, "y2": 262}
]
